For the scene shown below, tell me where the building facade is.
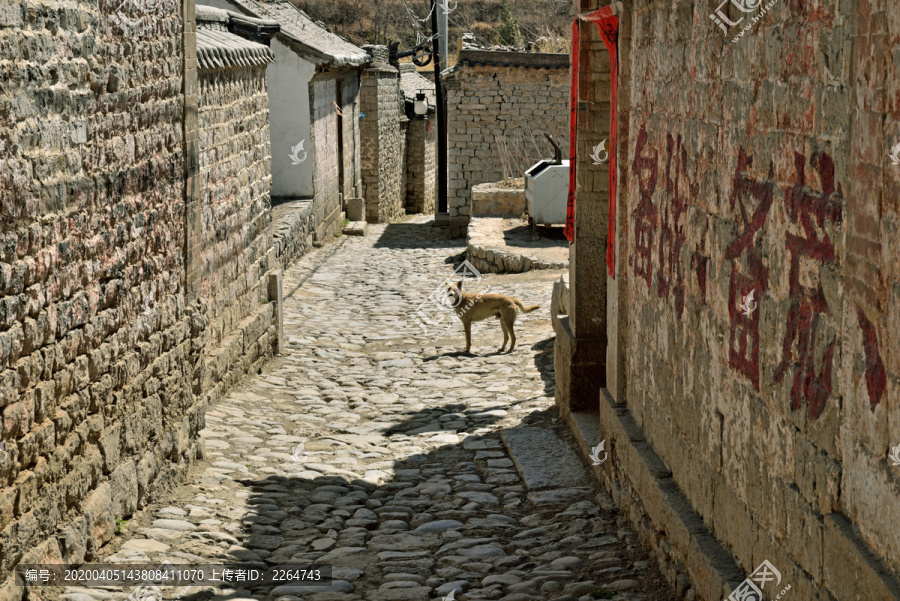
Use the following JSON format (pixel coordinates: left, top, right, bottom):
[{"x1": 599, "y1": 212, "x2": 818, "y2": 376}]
[
  {"x1": 556, "y1": 1, "x2": 900, "y2": 600},
  {"x1": 199, "y1": 0, "x2": 370, "y2": 243},
  {"x1": 443, "y1": 50, "x2": 570, "y2": 238},
  {"x1": 0, "y1": 2, "x2": 288, "y2": 595}
]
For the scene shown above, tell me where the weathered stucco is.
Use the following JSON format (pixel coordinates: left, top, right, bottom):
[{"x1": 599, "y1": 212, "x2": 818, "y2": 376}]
[{"x1": 559, "y1": 1, "x2": 900, "y2": 599}]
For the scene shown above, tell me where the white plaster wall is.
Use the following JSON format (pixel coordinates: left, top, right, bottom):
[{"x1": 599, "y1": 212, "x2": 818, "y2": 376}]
[
  {"x1": 196, "y1": 2, "x2": 316, "y2": 198},
  {"x1": 268, "y1": 38, "x2": 316, "y2": 198}
]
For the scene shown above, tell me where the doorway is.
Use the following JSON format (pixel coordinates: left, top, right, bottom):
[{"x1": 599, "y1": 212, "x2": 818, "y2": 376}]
[{"x1": 336, "y1": 79, "x2": 345, "y2": 210}]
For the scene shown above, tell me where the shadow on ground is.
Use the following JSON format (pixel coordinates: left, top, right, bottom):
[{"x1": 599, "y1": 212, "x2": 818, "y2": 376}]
[
  {"x1": 502, "y1": 224, "x2": 568, "y2": 249},
  {"x1": 372, "y1": 221, "x2": 463, "y2": 250},
  {"x1": 531, "y1": 338, "x2": 557, "y2": 397},
  {"x1": 380, "y1": 400, "x2": 539, "y2": 437},
  {"x1": 207, "y1": 402, "x2": 680, "y2": 601}
]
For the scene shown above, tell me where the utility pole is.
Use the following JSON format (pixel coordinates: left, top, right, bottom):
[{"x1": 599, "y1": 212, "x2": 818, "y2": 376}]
[
  {"x1": 431, "y1": 0, "x2": 448, "y2": 215},
  {"x1": 437, "y1": 0, "x2": 448, "y2": 73}
]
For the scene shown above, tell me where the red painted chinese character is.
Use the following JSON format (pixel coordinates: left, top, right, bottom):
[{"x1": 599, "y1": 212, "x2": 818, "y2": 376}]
[
  {"x1": 724, "y1": 149, "x2": 774, "y2": 391},
  {"x1": 856, "y1": 305, "x2": 886, "y2": 412},
  {"x1": 657, "y1": 133, "x2": 697, "y2": 316},
  {"x1": 631, "y1": 125, "x2": 658, "y2": 290},
  {"x1": 773, "y1": 151, "x2": 844, "y2": 419}
]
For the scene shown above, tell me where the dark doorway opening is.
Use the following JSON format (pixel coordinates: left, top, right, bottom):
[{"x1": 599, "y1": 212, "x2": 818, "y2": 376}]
[{"x1": 335, "y1": 79, "x2": 345, "y2": 211}]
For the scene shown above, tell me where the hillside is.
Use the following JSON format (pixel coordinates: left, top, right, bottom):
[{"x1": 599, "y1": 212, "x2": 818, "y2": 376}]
[{"x1": 292, "y1": 0, "x2": 571, "y2": 55}]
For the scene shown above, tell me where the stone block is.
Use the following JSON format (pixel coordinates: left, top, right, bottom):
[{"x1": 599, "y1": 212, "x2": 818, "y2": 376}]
[
  {"x1": 109, "y1": 460, "x2": 138, "y2": 518},
  {"x1": 0, "y1": 488, "x2": 16, "y2": 532},
  {"x1": 501, "y1": 428, "x2": 590, "y2": 490},
  {"x1": 268, "y1": 270, "x2": 283, "y2": 355},
  {"x1": 347, "y1": 197, "x2": 365, "y2": 221},
  {"x1": 0, "y1": 575, "x2": 23, "y2": 601},
  {"x1": 471, "y1": 183, "x2": 525, "y2": 217},
  {"x1": 343, "y1": 222, "x2": 368, "y2": 236}
]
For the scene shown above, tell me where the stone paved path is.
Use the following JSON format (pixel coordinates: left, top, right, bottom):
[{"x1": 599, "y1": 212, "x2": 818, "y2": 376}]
[{"x1": 57, "y1": 216, "x2": 677, "y2": 601}]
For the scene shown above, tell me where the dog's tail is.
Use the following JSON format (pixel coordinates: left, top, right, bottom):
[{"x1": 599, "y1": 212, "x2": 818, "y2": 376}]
[{"x1": 514, "y1": 299, "x2": 541, "y2": 313}]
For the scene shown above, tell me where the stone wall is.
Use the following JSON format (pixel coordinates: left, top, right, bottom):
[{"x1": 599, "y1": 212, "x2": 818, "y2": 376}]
[
  {"x1": 405, "y1": 116, "x2": 436, "y2": 214},
  {"x1": 443, "y1": 52, "x2": 569, "y2": 237},
  {"x1": 307, "y1": 70, "x2": 361, "y2": 242},
  {"x1": 0, "y1": 0, "x2": 199, "y2": 592},
  {"x1": 197, "y1": 61, "x2": 279, "y2": 408},
  {"x1": 272, "y1": 199, "x2": 315, "y2": 268},
  {"x1": 359, "y1": 62, "x2": 406, "y2": 223},
  {"x1": 399, "y1": 119, "x2": 409, "y2": 213},
  {"x1": 311, "y1": 77, "x2": 342, "y2": 242},
  {"x1": 568, "y1": 1, "x2": 900, "y2": 600}
]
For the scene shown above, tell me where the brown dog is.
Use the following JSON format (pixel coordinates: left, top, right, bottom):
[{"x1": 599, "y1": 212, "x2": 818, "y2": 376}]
[{"x1": 450, "y1": 280, "x2": 540, "y2": 353}]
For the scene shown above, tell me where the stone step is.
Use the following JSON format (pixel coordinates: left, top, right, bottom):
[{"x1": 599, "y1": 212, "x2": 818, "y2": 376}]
[
  {"x1": 343, "y1": 221, "x2": 367, "y2": 236},
  {"x1": 500, "y1": 427, "x2": 590, "y2": 491}
]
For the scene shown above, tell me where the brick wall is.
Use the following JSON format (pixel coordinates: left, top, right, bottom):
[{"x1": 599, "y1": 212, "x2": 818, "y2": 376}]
[
  {"x1": 359, "y1": 63, "x2": 407, "y2": 223},
  {"x1": 197, "y1": 62, "x2": 278, "y2": 407},
  {"x1": 443, "y1": 54, "x2": 569, "y2": 237},
  {"x1": 587, "y1": 1, "x2": 900, "y2": 599},
  {"x1": 405, "y1": 116, "x2": 436, "y2": 214},
  {"x1": 0, "y1": 0, "x2": 199, "y2": 592}
]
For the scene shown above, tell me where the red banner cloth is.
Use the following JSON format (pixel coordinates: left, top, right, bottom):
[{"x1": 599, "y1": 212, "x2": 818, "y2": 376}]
[{"x1": 564, "y1": 7, "x2": 619, "y2": 278}]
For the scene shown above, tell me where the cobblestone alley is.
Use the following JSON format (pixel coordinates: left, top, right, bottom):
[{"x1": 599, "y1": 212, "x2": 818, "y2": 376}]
[{"x1": 58, "y1": 218, "x2": 677, "y2": 601}]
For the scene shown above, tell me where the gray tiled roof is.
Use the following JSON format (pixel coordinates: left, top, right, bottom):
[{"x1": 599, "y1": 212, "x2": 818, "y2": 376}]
[
  {"x1": 221, "y1": 0, "x2": 370, "y2": 67},
  {"x1": 398, "y1": 63, "x2": 436, "y2": 108},
  {"x1": 196, "y1": 6, "x2": 276, "y2": 70}
]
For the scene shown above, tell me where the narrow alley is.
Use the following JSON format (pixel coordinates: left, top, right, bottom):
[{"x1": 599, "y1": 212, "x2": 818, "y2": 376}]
[{"x1": 59, "y1": 219, "x2": 677, "y2": 601}]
